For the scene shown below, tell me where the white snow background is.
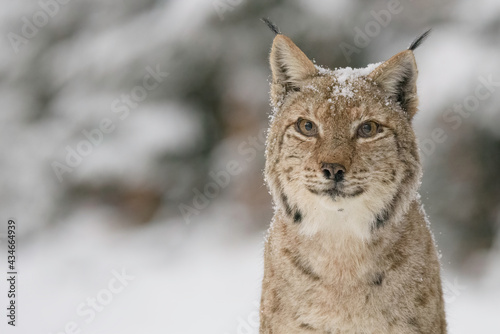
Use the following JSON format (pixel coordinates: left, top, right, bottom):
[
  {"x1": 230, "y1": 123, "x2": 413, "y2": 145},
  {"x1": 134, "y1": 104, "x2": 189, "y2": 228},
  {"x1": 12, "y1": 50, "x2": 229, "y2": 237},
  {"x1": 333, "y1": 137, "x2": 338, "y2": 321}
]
[{"x1": 0, "y1": 0, "x2": 499, "y2": 333}]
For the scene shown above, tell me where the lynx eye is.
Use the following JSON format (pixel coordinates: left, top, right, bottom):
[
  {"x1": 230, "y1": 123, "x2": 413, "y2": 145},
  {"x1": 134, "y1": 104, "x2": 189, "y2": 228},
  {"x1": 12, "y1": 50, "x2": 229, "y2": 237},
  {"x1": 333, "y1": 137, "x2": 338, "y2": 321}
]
[
  {"x1": 296, "y1": 118, "x2": 318, "y2": 136},
  {"x1": 358, "y1": 121, "x2": 380, "y2": 138}
]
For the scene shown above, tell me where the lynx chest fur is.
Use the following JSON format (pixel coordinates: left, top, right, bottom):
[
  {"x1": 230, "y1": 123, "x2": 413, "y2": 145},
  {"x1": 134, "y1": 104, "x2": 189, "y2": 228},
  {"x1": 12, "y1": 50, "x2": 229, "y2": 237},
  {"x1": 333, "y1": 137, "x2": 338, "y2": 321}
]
[{"x1": 259, "y1": 21, "x2": 446, "y2": 334}]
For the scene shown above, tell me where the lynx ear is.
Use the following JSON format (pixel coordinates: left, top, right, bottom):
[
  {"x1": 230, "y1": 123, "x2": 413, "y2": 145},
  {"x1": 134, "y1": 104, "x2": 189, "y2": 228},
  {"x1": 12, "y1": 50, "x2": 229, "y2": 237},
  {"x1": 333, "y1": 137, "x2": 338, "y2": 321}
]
[
  {"x1": 368, "y1": 50, "x2": 419, "y2": 118},
  {"x1": 269, "y1": 34, "x2": 317, "y2": 96},
  {"x1": 368, "y1": 30, "x2": 430, "y2": 118}
]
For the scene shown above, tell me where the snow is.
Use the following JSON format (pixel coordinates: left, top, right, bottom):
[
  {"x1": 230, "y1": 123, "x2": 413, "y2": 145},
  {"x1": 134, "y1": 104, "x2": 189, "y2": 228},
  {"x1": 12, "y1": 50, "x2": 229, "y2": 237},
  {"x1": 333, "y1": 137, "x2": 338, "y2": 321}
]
[
  {"x1": 1, "y1": 204, "x2": 265, "y2": 334},
  {"x1": 2, "y1": 210, "x2": 499, "y2": 333},
  {"x1": 314, "y1": 62, "x2": 382, "y2": 99},
  {"x1": 1, "y1": 0, "x2": 499, "y2": 333},
  {"x1": 333, "y1": 62, "x2": 382, "y2": 83}
]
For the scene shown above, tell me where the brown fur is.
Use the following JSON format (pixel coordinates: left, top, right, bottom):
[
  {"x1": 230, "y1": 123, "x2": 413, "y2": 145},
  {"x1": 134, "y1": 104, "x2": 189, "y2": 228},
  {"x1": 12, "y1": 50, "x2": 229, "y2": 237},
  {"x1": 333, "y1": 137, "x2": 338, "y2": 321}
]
[{"x1": 260, "y1": 33, "x2": 446, "y2": 333}]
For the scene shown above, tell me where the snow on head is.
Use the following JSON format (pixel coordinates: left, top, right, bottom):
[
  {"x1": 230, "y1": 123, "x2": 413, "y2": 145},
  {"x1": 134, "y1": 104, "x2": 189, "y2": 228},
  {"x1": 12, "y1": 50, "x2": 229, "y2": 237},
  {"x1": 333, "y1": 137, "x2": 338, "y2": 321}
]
[
  {"x1": 334, "y1": 62, "x2": 382, "y2": 83},
  {"x1": 317, "y1": 62, "x2": 382, "y2": 100}
]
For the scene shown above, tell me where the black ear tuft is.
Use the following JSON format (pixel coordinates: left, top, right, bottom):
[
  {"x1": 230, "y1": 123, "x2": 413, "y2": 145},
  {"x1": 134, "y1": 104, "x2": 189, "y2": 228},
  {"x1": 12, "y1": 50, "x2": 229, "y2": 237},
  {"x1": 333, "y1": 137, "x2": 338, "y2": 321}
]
[
  {"x1": 408, "y1": 29, "x2": 431, "y2": 51},
  {"x1": 261, "y1": 18, "x2": 280, "y2": 35}
]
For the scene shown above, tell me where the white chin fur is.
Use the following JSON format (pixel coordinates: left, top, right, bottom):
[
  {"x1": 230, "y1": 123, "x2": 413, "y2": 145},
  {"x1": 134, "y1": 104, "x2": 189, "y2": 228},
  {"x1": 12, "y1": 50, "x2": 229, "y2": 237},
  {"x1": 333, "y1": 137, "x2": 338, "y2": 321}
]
[{"x1": 293, "y1": 187, "x2": 393, "y2": 240}]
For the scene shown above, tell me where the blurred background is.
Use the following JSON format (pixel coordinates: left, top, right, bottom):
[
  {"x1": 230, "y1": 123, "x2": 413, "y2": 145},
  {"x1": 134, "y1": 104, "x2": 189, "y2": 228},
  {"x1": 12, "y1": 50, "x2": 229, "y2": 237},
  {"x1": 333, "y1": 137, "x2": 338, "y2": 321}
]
[{"x1": 0, "y1": 0, "x2": 499, "y2": 333}]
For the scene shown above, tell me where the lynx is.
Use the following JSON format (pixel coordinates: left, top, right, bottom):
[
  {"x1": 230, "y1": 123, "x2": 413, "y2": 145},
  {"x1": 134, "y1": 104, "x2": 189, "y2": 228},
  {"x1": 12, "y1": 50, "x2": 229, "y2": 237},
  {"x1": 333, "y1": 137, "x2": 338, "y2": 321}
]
[{"x1": 259, "y1": 19, "x2": 446, "y2": 334}]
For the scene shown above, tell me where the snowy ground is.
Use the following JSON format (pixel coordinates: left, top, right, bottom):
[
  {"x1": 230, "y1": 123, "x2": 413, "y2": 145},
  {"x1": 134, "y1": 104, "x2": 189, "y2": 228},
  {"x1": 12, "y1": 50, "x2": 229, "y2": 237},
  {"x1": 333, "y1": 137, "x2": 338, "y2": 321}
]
[{"x1": 1, "y1": 203, "x2": 499, "y2": 334}]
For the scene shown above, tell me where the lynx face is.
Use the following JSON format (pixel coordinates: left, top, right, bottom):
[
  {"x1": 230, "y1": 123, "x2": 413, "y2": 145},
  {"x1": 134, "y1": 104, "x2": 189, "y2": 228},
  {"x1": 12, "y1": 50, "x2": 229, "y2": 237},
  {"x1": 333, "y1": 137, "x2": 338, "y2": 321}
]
[{"x1": 265, "y1": 35, "x2": 422, "y2": 238}]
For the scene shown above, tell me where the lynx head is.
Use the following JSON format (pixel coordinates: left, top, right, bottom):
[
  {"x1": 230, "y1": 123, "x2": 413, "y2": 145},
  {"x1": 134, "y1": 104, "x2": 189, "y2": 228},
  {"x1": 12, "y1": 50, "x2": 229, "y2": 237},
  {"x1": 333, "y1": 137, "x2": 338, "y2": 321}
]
[{"x1": 263, "y1": 22, "x2": 429, "y2": 239}]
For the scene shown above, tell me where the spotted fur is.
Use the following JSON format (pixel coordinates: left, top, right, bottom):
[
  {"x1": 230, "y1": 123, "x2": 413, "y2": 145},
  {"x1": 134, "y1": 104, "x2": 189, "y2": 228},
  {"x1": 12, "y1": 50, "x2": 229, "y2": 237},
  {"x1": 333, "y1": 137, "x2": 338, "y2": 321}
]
[{"x1": 260, "y1": 25, "x2": 446, "y2": 333}]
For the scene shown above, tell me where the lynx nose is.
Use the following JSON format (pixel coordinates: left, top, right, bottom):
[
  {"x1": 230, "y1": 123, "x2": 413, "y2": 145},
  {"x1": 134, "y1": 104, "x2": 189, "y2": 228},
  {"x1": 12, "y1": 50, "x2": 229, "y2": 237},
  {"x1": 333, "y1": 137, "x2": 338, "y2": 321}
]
[{"x1": 321, "y1": 163, "x2": 346, "y2": 182}]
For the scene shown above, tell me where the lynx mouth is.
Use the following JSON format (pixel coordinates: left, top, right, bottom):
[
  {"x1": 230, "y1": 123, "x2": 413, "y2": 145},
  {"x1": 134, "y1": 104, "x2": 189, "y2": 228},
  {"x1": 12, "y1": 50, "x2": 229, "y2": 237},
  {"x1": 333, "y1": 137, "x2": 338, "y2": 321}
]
[
  {"x1": 309, "y1": 186, "x2": 365, "y2": 199},
  {"x1": 325, "y1": 188, "x2": 345, "y2": 198}
]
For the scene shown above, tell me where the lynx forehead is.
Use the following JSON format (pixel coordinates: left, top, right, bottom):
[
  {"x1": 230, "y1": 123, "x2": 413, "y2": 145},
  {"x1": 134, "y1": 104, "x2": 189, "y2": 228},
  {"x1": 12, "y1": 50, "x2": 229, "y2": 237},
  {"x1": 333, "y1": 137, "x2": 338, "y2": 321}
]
[{"x1": 260, "y1": 19, "x2": 446, "y2": 334}]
